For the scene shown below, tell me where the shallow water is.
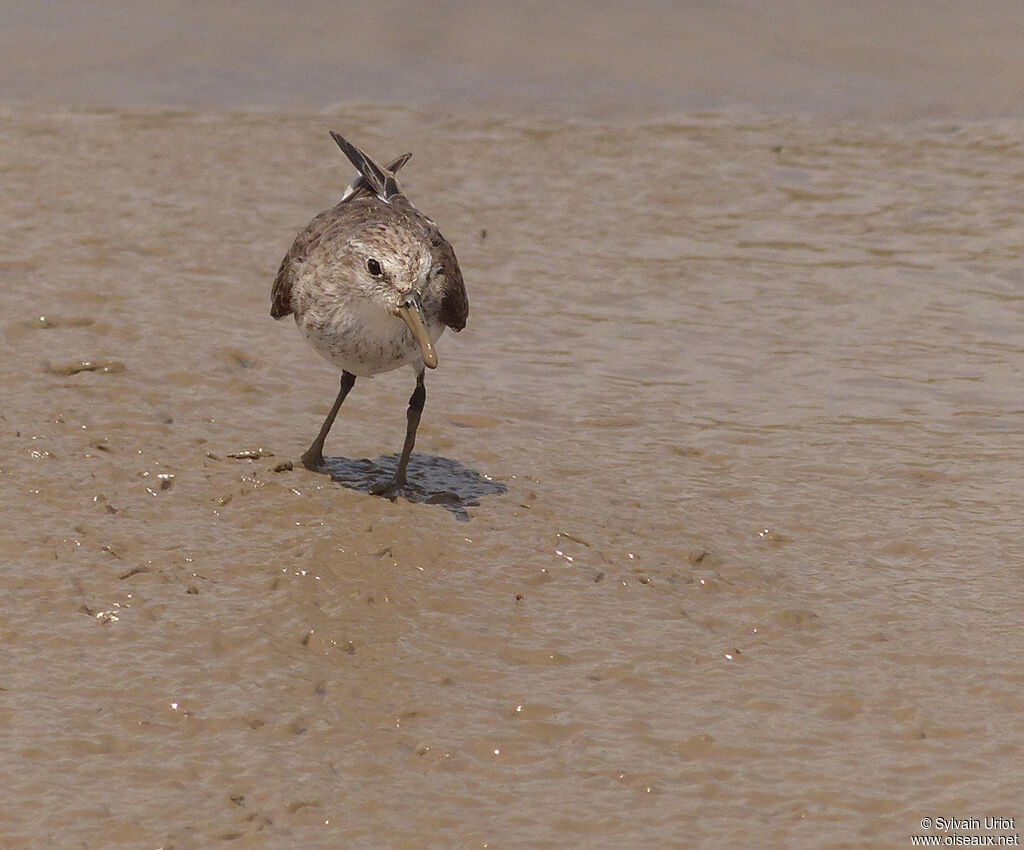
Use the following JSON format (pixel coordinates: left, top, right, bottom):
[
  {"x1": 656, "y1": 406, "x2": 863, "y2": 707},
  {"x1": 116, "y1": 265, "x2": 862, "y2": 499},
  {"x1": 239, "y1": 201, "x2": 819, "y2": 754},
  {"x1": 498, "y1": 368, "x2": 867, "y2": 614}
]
[{"x1": 2, "y1": 5, "x2": 1024, "y2": 849}]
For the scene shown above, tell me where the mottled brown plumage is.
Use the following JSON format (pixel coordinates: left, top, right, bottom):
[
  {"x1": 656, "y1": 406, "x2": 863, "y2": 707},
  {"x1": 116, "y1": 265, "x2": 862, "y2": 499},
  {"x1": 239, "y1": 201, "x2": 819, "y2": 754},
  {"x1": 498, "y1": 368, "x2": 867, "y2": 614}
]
[
  {"x1": 272, "y1": 151, "x2": 467, "y2": 331},
  {"x1": 270, "y1": 132, "x2": 469, "y2": 498}
]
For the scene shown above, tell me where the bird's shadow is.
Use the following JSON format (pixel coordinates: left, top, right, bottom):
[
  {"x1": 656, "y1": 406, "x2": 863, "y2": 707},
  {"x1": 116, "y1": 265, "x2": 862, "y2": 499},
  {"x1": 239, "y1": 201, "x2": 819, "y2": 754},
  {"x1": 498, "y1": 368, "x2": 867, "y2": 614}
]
[{"x1": 322, "y1": 453, "x2": 506, "y2": 521}]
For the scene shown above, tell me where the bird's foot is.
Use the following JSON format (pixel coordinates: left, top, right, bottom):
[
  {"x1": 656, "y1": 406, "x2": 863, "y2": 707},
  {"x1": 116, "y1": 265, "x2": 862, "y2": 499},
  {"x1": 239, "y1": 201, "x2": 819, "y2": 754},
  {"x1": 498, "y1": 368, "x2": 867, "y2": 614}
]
[
  {"x1": 300, "y1": 449, "x2": 326, "y2": 472},
  {"x1": 369, "y1": 477, "x2": 405, "y2": 501}
]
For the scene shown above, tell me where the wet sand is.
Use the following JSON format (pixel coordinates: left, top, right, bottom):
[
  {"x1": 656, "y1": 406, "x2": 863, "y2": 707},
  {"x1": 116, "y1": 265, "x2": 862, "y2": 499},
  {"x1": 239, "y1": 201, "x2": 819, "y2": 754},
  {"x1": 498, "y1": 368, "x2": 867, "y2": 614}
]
[{"x1": 2, "y1": 4, "x2": 1024, "y2": 849}]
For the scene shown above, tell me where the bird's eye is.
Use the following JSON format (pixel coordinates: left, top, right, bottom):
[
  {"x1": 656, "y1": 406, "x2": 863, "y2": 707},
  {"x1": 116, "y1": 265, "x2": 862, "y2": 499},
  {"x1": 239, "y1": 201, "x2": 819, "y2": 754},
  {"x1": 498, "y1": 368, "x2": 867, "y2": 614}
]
[{"x1": 366, "y1": 258, "x2": 383, "y2": 277}]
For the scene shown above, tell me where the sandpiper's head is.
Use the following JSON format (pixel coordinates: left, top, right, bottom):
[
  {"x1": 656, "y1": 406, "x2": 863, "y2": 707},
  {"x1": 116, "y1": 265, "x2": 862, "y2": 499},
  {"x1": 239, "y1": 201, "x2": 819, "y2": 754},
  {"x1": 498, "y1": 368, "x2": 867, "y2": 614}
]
[
  {"x1": 347, "y1": 228, "x2": 439, "y2": 369},
  {"x1": 329, "y1": 132, "x2": 442, "y2": 369}
]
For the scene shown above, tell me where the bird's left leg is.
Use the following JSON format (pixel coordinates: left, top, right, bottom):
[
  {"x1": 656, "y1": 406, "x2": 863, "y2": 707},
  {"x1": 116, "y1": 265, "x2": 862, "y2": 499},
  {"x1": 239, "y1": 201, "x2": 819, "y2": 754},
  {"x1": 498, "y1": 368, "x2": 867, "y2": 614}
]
[
  {"x1": 301, "y1": 370, "x2": 356, "y2": 471},
  {"x1": 370, "y1": 371, "x2": 425, "y2": 500}
]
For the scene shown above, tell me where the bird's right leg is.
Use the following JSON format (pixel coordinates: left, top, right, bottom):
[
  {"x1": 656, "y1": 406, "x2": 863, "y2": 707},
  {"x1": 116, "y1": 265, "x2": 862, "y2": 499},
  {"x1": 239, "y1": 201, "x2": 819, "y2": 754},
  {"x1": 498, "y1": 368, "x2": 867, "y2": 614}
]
[
  {"x1": 369, "y1": 371, "x2": 425, "y2": 500},
  {"x1": 301, "y1": 370, "x2": 356, "y2": 471}
]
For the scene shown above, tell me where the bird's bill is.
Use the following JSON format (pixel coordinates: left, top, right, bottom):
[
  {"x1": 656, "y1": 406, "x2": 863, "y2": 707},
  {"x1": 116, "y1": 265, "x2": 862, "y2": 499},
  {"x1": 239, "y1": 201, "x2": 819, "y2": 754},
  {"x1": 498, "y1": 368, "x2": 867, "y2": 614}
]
[{"x1": 396, "y1": 297, "x2": 438, "y2": 369}]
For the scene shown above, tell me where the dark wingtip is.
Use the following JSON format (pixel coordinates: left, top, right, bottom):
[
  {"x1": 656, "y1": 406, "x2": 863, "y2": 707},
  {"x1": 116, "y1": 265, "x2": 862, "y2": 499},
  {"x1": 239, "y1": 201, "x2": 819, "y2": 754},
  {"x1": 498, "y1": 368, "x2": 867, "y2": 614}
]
[
  {"x1": 388, "y1": 151, "x2": 413, "y2": 173},
  {"x1": 329, "y1": 131, "x2": 403, "y2": 201},
  {"x1": 329, "y1": 131, "x2": 362, "y2": 173}
]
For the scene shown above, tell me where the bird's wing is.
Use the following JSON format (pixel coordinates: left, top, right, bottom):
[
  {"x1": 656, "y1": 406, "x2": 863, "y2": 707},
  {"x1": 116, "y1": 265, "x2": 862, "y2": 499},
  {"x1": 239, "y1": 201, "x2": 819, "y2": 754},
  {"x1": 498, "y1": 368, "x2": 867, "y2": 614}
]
[
  {"x1": 270, "y1": 208, "x2": 335, "y2": 319},
  {"x1": 340, "y1": 152, "x2": 412, "y2": 204},
  {"x1": 330, "y1": 132, "x2": 402, "y2": 202},
  {"x1": 430, "y1": 226, "x2": 469, "y2": 332}
]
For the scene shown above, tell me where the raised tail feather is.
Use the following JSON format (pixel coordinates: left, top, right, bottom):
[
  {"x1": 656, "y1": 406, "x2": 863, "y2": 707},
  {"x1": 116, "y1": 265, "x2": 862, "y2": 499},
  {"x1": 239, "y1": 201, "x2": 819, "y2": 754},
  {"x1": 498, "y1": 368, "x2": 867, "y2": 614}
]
[
  {"x1": 330, "y1": 131, "x2": 404, "y2": 202},
  {"x1": 340, "y1": 151, "x2": 411, "y2": 203}
]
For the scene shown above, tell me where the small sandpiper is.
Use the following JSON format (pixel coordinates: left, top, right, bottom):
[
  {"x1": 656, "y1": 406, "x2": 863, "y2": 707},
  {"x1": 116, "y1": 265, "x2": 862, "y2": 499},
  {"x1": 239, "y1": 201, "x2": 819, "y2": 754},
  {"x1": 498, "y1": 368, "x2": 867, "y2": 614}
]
[{"x1": 271, "y1": 132, "x2": 469, "y2": 499}]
